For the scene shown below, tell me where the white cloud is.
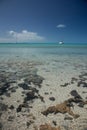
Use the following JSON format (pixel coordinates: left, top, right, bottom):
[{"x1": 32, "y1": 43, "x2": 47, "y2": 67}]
[
  {"x1": 8, "y1": 30, "x2": 45, "y2": 42},
  {"x1": 0, "y1": 30, "x2": 45, "y2": 43},
  {"x1": 57, "y1": 24, "x2": 66, "y2": 28}
]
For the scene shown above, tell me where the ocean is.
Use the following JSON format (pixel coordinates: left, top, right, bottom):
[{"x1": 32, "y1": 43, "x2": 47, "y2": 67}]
[
  {"x1": 0, "y1": 43, "x2": 87, "y2": 62},
  {"x1": 0, "y1": 43, "x2": 87, "y2": 130},
  {"x1": 0, "y1": 42, "x2": 87, "y2": 73}
]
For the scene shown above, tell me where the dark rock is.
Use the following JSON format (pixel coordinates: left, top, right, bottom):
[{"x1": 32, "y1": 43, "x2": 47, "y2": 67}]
[
  {"x1": 11, "y1": 88, "x2": 16, "y2": 92},
  {"x1": 16, "y1": 103, "x2": 29, "y2": 112},
  {"x1": 0, "y1": 113, "x2": 2, "y2": 117},
  {"x1": 78, "y1": 81, "x2": 87, "y2": 87},
  {"x1": 21, "y1": 94, "x2": 24, "y2": 97},
  {"x1": 21, "y1": 86, "x2": 39, "y2": 94},
  {"x1": 26, "y1": 122, "x2": 31, "y2": 128},
  {"x1": 52, "y1": 120, "x2": 57, "y2": 126},
  {"x1": 21, "y1": 103, "x2": 29, "y2": 108},
  {"x1": 0, "y1": 82, "x2": 10, "y2": 95},
  {"x1": 68, "y1": 98, "x2": 82, "y2": 104},
  {"x1": 79, "y1": 73, "x2": 87, "y2": 79},
  {"x1": 24, "y1": 91, "x2": 37, "y2": 103},
  {"x1": 9, "y1": 105, "x2": 14, "y2": 110},
  {"x1": 44, "y1": 92, "x2": 49, "y2": 95},
  {"x1": 24, "y1": 74, "x2": 44, "y2": 87},
  {"x1": 0, "y1": 122, "x2": 3, "y2": 129},
  {"x1": 38, "y1": 94, "x2": 45, "y2": 102},
  {"x1": 0, "y1": 97, "x2": 4, "y2": 100},
  {"x1": 71, "y1": 77, "x2": 78, "y2": 84},
  {"x1": 78, "y1": 102, "x2": 84, "y2": 107},
  {"x1": 16, "y1": 105, "x2": 22, "y2": 112},
  {"x1": 22, "y1": 91, "x2": 26, "y2": 94},
  {"x1": 0, "y1": 103, "x2": 8, "y2": 111},
  {"x1": 31, "y1": 87, "x2": 39, "y2": 94},
  {"x1": 17, "y1": 100, "x2": 20, "y2": 102},
  {"x1": 67, "y1": 98, "x2": 87, "y2": 108},
  {"x1": 64, "y1": 116, "x2": 73, "y2": 120},
  {"x1": 18, "y1": 83, "x2": 30, "y2": 90},
  {"x1": 49, "y1": 97, "x2": 55, "y2": 101},
  {"x1": 29, "y1": 120, "x2": 34, "y2": 124},
  {"x1": 70, "y1": 90, "x2": 82, "y2": 99},
  {"x1": 8, "y1": 116, "x2": 14, "y2": 121},
  {"x1": 82, "y1": 91, "x2": 87, "y2": 93}
]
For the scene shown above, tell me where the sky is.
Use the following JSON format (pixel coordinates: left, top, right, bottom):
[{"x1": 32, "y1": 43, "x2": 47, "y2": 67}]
[{"x1": 0, "y1": 0, "x2": 87, "y2": 43}]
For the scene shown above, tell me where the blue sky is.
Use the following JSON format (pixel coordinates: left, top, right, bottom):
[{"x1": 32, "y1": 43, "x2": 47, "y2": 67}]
[{"x1": 0, "y1": 0, "x2": 87, "y2": 43}]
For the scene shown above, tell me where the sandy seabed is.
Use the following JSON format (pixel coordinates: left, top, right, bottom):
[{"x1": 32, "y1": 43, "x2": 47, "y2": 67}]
[{"x1": 0, "y1": 56, "x2": 87, "y2": 130}]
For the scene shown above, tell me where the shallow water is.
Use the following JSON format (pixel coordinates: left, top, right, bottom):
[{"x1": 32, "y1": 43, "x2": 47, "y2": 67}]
[
  {"x1": 0, "y1": 43, "x2": 87, "y2": 62},
  {"x1": 0, "y1": 43, "x2": 87, "y2": 130},
  {"x1": 0, "y1": 43, "x2": 87, "y2": 73}
]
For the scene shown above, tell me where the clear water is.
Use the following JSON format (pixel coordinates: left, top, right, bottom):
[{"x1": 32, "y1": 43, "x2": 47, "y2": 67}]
[{"x1": 0, "y1": 43, "x2": 87, "y2": 65}]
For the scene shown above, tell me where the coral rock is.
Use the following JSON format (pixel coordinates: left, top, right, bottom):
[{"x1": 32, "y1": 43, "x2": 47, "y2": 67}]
[
  {"x1": 40, "y1": 123, "x2": 61, "y2": 130},
  {"x1": 42, "y1": 101, "x2": 79, "y2": 118}
]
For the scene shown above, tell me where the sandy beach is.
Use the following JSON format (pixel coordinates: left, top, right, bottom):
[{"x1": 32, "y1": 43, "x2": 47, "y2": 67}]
[{"x1": 0, "y1": 53, "x2": 87, "y2": 130}]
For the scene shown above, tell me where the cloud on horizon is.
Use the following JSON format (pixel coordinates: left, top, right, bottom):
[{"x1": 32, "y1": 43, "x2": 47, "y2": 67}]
[
  {"x1": 57, "y1": 24, "x2": 66, "y2": 28},
  {"x1": 0, "y1": 30, "x2": 45, "y2": 43},
  {"x1": 8, "y1": 30, "x2": 45, "y2": 42}
]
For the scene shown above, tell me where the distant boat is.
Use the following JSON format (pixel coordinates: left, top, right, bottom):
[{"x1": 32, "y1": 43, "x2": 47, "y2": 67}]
[{"x1": 59, "y1": 41, "x2": 64, "y2": 44}]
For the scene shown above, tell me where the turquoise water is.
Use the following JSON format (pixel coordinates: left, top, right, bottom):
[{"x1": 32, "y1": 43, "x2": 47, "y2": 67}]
[{"x1": 0, "y1": 43, "x2": 87, "y2": 63}]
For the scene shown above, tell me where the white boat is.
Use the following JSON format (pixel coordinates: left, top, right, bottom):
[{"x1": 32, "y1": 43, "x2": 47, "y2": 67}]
[{"x1": 59, "y1": 41, "x2": 64, "y2": 44}]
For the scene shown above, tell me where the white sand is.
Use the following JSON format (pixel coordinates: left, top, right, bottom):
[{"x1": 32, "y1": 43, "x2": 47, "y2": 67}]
[{"x1": 0, "y1": 56, "x2": 87, "y2": 130}]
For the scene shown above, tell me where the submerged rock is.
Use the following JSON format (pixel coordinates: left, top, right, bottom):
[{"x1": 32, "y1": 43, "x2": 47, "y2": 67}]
[
  {"x1": 26, "y1": 122, "x2": 31, "y2": 128},
  {"x1": 24, "y1": 89, "x2": 38, "y2": 103},
  {"x1": 70, "y1": 90, "x2": 82, "y2": 99},
  {"x1": 16, "y1": 105, "x2": 22, "y2": 112},
  {"x1": 0, "y1": 122, "x2": 3, "y2": 130},
  {"x1": 38, "y1": 94, "x2": 45, "y2": 102},
  {"x1": 44, "y1": 92, "x2": 49, "y2": 95},
  {"x1": 0, "y1": 103, "x2": 8, "y2": 111},
  {"x1": 68, "y1": 97, "x2": 87, "y2": 108},
  {"x1": 24, "y1": 74, "x2": 44, "y2": 87},
  {"x1": 0, "y1": 82, "x2": 10, "y2": 95},
  {"x1": 64, "y1": 115, "x2": 73, "y2": 120},
  {"x1": 30, "y1": 87, "x2": 39, "y2": 94},
  {"x1": 71, "y1": 77, "x2": 78, "y2": 84},
  {"x1": 42, "y1": 100, "x2": 80, "y2": 118},
  {"x1": 9, "y1": 105, "x2": 15, "y2": 110},
  {"x1": 11, "y1": 88, "x2": 16, "y2": 93},
  {"x1": 0, "y1": 113, "x2": 2, "y2": 117},
  {"x1": 18, "y1": 83, "x2": 30, "y2": 90},
  {"x1": 52, "y1": 121, "x2": 57, "y2": 126},
  {"x1": 78, "y1": 81, "x2": 87, "y2": 87},
  {"x1": 40, "y1": 123, "x2": 61, "y2": 130},
  {"x1": 49, "y1": 97, "x2": 55, "y2": 101},
  {"x1": 16, "y1": 103, "x2": 29, "y2": 112},
  {"x1": 8, "y1": 116, "x2": 15, "y2": 121}
]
